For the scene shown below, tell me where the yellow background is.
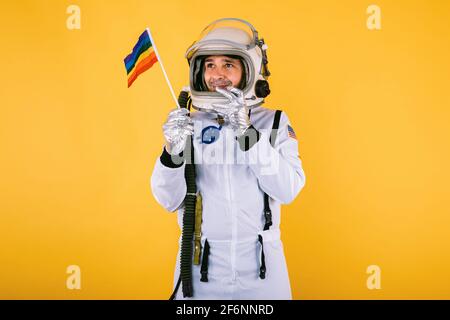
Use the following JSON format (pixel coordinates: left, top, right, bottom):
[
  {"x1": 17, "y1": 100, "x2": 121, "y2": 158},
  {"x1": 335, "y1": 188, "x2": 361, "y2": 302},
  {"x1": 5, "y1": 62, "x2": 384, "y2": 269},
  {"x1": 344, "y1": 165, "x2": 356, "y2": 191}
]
[{"x1": 1, "y1": 0, "x2": 449, "y2": 299}]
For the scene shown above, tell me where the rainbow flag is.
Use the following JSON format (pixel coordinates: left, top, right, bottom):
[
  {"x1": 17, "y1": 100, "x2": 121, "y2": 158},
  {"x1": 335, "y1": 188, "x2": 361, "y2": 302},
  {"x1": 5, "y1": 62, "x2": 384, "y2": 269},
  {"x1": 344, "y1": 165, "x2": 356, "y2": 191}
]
[{"x1": 124, "y1": 29, "x2": 158, "y2": 88}]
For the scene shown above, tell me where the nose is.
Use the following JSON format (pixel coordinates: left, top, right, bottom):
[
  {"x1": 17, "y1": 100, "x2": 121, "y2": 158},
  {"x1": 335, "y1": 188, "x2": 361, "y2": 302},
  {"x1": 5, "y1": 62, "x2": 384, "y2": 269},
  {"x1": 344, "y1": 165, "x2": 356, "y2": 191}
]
[{"x1": 210, "y1": 67, "x2": 225, "y2": 79}]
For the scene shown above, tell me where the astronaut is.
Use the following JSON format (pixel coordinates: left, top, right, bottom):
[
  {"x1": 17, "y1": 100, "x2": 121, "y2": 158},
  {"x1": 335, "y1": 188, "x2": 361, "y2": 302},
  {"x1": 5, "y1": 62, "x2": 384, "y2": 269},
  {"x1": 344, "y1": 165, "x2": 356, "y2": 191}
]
[{"x1": 150, "y1": 18, "x2": 306, "y2": 300}]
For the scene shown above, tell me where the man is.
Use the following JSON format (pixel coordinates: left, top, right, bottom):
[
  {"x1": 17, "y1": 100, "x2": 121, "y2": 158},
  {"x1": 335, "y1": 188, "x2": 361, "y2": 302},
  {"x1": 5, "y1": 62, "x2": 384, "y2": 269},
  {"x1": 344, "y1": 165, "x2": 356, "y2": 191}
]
[{"x1": 151, "y1": 18, "x2": 306, "y2": 300}]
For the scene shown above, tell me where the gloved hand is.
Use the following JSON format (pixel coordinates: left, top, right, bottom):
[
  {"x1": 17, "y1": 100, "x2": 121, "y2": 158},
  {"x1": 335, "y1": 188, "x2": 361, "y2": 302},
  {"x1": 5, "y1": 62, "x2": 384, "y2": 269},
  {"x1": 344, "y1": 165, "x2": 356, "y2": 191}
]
[
  {"x1": 162, "y1": 108, "x2": 194, "y2": 155},
  {"x1": 212, "y1": 87, "x2": 251, "y2": 138}
]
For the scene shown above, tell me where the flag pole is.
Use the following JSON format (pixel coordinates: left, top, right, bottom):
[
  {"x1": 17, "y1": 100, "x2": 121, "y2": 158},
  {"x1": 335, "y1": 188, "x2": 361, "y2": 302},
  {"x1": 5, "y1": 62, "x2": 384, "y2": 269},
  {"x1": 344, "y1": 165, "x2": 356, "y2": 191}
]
[{"x1": 146, "y1": 27, "x2": 181, "y2": 109}]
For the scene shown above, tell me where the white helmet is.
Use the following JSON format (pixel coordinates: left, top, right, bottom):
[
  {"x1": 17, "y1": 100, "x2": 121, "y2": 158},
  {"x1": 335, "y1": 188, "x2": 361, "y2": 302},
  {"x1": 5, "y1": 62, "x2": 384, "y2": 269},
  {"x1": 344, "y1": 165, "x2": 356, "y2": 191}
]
[{"x1": 185, "y1": 18, "x2": 271, "y2": 113}]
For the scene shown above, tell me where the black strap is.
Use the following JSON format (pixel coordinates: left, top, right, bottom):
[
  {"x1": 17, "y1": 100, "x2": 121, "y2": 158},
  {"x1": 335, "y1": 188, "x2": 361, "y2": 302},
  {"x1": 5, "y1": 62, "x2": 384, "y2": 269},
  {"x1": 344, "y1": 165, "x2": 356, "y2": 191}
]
[
  {"x1": 263, "y1": 195, "x2": 273, "y2": 231},
  {"x1": 200, "y1": 239, "x2": 210, "y2": 282},
  {"x1": 269, "y1": 110, "x2": 282, "y2": 147},
  {"x1": 263, "y1": 110, "x2": 282, "y2": 231},
  {"x1": 258, "y1": 235, "x2": 266, "y2": 279}
]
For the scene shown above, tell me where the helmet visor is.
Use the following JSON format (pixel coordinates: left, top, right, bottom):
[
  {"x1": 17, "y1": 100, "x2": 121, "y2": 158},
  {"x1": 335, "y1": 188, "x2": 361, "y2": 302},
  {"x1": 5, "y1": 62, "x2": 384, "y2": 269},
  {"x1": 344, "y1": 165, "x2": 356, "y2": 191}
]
[{"x1": 190, "y1": 54, "x2": 249, "y2": 92}]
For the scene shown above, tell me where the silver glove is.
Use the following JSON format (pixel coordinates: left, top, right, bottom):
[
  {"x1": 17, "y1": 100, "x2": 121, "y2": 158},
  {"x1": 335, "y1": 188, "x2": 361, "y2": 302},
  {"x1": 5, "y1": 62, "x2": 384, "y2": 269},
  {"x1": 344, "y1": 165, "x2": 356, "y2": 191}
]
[
  {"x1": 162, "y1": 108, "x2": 194, "y2": 155},
  {"x1": 212, "y1": 87, "x2": 251, "y2": 137}
]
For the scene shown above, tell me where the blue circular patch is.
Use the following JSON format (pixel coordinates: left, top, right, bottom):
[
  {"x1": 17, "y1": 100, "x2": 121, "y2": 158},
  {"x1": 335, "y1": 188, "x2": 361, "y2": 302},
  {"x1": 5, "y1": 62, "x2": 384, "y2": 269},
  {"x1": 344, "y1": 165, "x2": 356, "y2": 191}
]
[{"x1": 201, "y1": 125, "x2": 222, "y2": 144}]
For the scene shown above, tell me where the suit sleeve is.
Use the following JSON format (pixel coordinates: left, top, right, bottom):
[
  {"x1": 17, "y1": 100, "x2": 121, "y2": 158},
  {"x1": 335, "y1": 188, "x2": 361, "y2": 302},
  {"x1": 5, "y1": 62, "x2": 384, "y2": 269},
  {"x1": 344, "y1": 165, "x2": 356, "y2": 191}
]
[
  {"x1": 150, "y1": 146, "x2": 186, "y2": 212},
  {"x1": 247, "y1": 111, "x2": 306, "y2": 204}
]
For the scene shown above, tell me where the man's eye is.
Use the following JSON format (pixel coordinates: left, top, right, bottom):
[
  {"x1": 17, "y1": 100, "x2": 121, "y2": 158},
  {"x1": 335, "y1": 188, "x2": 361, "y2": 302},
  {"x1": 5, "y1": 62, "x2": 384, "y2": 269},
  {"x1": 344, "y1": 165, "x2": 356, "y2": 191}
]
[
  {"x1": 225, "y1": 63, "x2": 234, "y2": 68},
  {"x1": 206, "y1": 63, "x2": 214, "y2": 68}
]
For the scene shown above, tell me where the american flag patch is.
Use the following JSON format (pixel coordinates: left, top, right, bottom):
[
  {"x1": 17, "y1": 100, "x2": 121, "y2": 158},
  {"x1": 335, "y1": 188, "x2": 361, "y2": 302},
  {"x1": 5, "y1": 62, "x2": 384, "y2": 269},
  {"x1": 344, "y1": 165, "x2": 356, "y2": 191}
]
[{"x1": 288, "y1": 125, "x2": 297, "y2": 140}]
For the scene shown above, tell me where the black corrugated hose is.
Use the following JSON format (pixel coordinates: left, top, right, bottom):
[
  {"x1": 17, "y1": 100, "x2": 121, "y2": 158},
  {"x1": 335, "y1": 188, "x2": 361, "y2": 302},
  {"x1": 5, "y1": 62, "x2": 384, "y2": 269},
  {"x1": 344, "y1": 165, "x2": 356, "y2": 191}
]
[{"x1": 169, "y1": 89, "x2": 196, "y2": 299}]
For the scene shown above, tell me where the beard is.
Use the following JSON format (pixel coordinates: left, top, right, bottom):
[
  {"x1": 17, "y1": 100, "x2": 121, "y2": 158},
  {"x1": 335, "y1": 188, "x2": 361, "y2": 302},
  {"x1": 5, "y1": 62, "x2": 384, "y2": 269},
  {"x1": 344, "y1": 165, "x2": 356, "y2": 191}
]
[{"x1": 208, "y1": 78, "x2": 233, "y2": 91}]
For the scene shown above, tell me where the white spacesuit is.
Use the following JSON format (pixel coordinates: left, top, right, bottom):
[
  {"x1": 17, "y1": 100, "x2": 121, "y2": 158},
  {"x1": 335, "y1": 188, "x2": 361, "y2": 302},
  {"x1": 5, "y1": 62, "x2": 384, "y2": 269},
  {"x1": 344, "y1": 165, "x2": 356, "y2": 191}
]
[{"x1": 150, "y1": 18, "x2": 306, "y2": 300}]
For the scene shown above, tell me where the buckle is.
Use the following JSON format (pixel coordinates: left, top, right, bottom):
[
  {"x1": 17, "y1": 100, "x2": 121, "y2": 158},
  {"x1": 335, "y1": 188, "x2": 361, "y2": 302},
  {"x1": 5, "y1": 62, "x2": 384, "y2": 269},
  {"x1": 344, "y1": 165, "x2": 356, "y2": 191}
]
[
  {"x1": 264, "y1": 210, "x2": 273, "y2": 227},
  {"x1": 259, "y1": 266, "x2": 266, "y2": 279}
]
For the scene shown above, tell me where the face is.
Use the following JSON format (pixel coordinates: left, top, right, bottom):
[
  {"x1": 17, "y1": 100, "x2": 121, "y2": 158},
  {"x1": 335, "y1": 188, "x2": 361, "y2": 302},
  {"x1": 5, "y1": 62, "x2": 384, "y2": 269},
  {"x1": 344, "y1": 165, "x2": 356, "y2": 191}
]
[{"x1": 203, "y1": 55, "x2": 243, "y2": 92}]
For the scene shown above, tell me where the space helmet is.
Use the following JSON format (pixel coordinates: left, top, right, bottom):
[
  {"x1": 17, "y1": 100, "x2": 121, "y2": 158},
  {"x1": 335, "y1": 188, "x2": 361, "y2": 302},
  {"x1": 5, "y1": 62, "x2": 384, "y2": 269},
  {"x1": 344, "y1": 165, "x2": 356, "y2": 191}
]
[{"x1": 185, "y1": 18, "x2": 271, "y2": 113}]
